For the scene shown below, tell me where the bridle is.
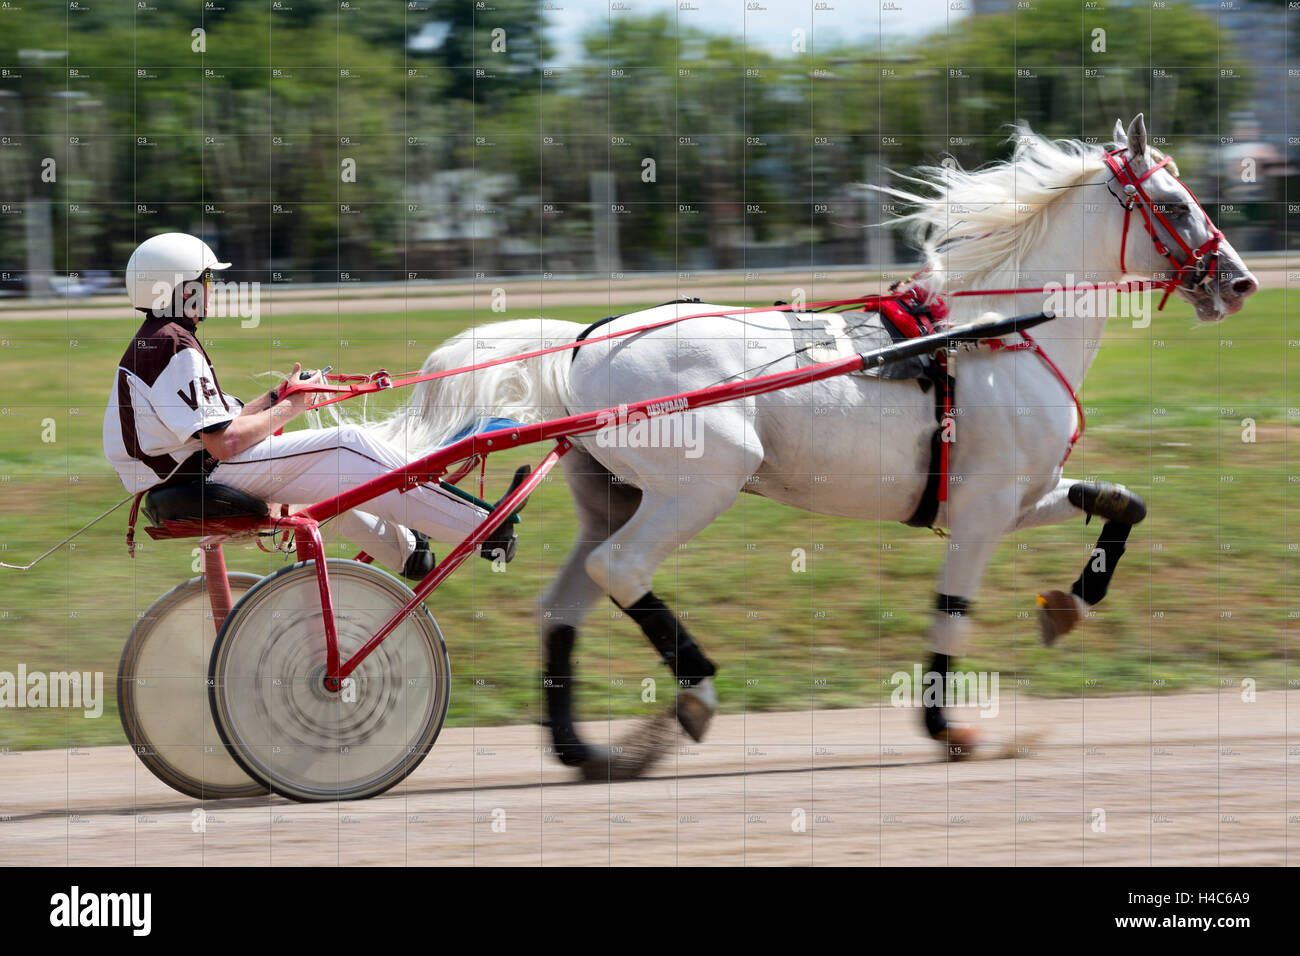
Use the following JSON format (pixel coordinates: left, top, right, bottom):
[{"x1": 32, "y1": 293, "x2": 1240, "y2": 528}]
[{"x1": 1103, "y1": 146, "x2": 1223, "y2": 311}]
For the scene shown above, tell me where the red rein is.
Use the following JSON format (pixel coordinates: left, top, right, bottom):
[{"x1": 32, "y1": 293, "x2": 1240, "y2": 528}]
[{"x1": 276, "y1": 147, "x2": 1221, "y2": 481}]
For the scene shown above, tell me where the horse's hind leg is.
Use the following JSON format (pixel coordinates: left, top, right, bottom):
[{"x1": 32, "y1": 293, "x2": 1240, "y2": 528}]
[
  {"x1": 538, "y1": 450, "x2": 642, "y2": 767},
  {"x1": 584, "y1": 481, "x2": 745, "y2": 742},
  {"x1": 1015, "y1": 478, "x2": 1148, "y2": 646}
]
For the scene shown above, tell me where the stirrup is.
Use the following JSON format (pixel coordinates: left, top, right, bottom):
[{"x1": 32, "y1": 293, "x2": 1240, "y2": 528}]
[
  {"x1": 493, "y1": 465, "x2": 531, "y2": 518},
  {"x1": 480, "y1": 466, "x2": 530, "y2": 563}
]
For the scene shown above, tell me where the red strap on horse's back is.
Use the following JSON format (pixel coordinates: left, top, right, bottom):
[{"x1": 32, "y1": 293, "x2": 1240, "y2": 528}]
[
  {"x1": 878, "y1": 300, "x2": 929, "y2": 339},
  {"x1": 876, "y1": 285, "x2": 946, "y2": 341}
]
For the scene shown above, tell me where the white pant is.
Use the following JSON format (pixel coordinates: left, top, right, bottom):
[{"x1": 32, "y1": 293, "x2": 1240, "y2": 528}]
[{"x1": 209, "y1": 424, "x2": 486, "y2": 571}]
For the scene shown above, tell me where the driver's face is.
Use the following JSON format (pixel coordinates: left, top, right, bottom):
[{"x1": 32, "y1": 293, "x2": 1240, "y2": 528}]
[{"x1": 180, "y1": 268, "x2": 214, "y2": 319}]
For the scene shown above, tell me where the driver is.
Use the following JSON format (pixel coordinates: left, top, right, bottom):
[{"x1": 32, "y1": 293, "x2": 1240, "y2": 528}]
[{"x1": 102, "y1": 232, "x2": 519, "y2": 579}]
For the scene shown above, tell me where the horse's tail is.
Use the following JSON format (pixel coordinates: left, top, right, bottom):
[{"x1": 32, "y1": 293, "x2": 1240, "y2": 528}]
[{"x1": 364, "y1": 318, "x2": 586, "y2": 457}]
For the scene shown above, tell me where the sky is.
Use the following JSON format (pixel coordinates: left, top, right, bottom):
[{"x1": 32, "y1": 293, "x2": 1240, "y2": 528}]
[{"x1": 543, "y1": 0, "x2": 966, "y2": 64}]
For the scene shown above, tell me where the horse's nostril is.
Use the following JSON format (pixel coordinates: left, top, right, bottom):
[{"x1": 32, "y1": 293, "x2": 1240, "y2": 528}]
[{"x1": 1230, "y1": 277, "x2": 1257, "y2": 297}]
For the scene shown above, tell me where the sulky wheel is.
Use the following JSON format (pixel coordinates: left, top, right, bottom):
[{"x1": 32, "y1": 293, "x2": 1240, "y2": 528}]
[
  {"x1": 208, "y1": 559, "x2": 450, "y2": 803},
  {"x1": 117, "y1": 572, "x2": 269, "y2": 800}
]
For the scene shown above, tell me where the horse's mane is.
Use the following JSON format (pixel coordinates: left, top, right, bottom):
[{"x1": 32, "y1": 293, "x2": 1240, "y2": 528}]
[{"x1": 874, "y1": 126, "x2": 1117, "y2": 294}]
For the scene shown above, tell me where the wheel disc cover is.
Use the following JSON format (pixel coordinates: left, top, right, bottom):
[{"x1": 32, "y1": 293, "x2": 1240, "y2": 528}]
[
  {"x1": 122, "y1": 575, "x2": 264, "y2": 796},
  {"x1": 214, "y1": 563, "x2": 446, "y2": 799}
]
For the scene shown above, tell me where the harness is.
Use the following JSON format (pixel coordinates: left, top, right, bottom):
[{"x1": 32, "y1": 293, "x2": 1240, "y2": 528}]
[
  {"x1": 262, "y1": 148, "x2": 1219, "y2": 534},
  {"x1": 570, "y1": 298, "x2": 706, "y2": 362},
  {"x1": 862, "y1": 285, "x2": 1084, "y2": 529},
  {"x1": 878, "y1": 291, "x2": 952, "y2": 528},
  {"x1": 899, "y1": 147, "x2": 1224, "y2": 529}
]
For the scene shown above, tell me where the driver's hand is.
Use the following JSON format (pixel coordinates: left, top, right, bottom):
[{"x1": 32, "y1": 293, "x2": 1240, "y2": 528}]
[
  {"x1": 296, "y1": 365, "x2": 327, "y2": 390},
  {"x1": 282, "y1": 362, "x2": 326, "y2": 410}
]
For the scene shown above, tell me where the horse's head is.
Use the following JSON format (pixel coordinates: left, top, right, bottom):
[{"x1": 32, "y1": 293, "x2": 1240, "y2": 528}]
[{"x1": 1109, "y1": 114, "x2": 1257, "y2": 323}]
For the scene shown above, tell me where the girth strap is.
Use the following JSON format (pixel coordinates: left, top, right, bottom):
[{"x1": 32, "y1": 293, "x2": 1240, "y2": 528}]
[
  {"x1": 903, "y1": 322, "x2": 1083, "y2": 530},
  {"x1": 903, "y1": 359, "x2": 954, "y2": 530}
]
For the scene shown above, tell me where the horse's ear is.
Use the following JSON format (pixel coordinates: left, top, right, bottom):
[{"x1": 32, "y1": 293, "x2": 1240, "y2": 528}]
[
  {"x1": 1113, "y1": 119, "x2": 1126, "y2": 147},
  {"x1": 1126, "y1": 113, "x2": 1148, "y2": 160}
]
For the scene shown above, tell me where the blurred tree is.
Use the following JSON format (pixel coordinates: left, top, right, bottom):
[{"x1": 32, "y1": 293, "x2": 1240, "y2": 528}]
[
  {"x1": 421, "y1": 0, "x2": 551, "y2": 103},
  {"x1": 0, "y1": 0, "x2": 1271, "y2": 281}
]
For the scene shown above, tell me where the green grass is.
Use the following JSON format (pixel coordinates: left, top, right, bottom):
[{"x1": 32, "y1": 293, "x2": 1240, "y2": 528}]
[{"x1": 0, "y1": 292, "x2": 1297, "y2": 750}]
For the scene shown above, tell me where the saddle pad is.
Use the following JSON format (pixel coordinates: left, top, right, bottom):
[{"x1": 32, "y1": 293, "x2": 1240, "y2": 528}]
[{"x1": 785, "y1": 310, "x2": 933, "y2": 381}]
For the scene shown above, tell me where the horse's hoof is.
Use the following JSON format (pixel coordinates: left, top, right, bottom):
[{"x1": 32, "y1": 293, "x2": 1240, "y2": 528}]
[
  {"x1": 578, "y1": 745, "x2": 655, "y2": 782},
  {"x1": 930, "y1": 723, "x2": 982, "y2": 760},
  {"x1": 550, "y1": 735, "x2": 597, "y2": 767},
  {"x1": 577, "y1": 710, "x2": 674, "y2": 781},
  {"x1": 1036, "y1": 589, "x2": 1087, "y2": 647},
  {"x1": 675, "y1": 677, "x2": 718, "y2": 742},
  {"x1": 577, "y1": 744, "x2": 618, "y2": 780},
  {"x1": 1068, "y1": 481, "x2": 1147, "y2": 525}
]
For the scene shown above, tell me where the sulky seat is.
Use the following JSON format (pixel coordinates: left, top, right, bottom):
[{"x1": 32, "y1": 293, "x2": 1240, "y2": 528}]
[{"x1": 143, "y1": 481, "x2": 269, "y2": 526}]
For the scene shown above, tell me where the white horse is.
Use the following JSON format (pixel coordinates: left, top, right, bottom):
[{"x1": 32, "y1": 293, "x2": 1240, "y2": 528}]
[{"x1": 370, "y1": 116, "x2": 1257, "y2": 772}]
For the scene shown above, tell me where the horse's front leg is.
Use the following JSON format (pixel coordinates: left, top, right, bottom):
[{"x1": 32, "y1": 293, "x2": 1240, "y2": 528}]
[
  {"x1": 920, "y1": 490, "x2": 1017, "y2": 759},
  {"x1": 1015, "y1": 478, "x2": 1148, "y2": 646}
]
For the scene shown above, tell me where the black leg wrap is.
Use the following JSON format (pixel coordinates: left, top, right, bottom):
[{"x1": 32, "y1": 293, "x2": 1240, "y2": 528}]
[
  {"x1": 543, "y1": 624, "x2": 590, "y2": 766},
  {"x1": 924, "y1": 597, "x2": 969, "y2": 734},
  {"x1": 617, "y1": 592, "x2": 717, "y2": 685},
  {"x1": 1070, "y1": 521, "x2": 1132, "y2": 606},
  {"x1": 922, "y1": 652, "x2": 950, "y2": 736},
  {"x1": 935, "y1": 593, "x2": 971, "y2": 616},
  {"x1": 1068, "y1": 481, "x2": 1147, "y2": 525}
]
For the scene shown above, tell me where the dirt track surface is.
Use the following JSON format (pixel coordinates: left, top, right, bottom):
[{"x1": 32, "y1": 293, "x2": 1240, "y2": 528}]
[{"x1": 2, "y1": 690, "x2": 1297, "y2": 866}]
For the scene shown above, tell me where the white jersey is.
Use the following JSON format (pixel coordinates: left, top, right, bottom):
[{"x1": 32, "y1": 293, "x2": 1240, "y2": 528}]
[{"x1": 103, "y1": 315, "x2": 241, "y2": 492}]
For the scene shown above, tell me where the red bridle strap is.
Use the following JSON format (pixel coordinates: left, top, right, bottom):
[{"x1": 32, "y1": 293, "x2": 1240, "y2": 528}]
[{"x1": 1103, "y1": 147, "x2": 1223, "y2": 310}]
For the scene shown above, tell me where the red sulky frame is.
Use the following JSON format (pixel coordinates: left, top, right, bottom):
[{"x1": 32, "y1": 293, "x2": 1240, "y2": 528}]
[{"x1": 144, "y1": 309, "x2": 1053, "y2": 694}]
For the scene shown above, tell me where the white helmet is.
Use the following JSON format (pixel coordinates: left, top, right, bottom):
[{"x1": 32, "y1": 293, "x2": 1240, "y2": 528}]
[{"x1": 125, "y1": 233, "x2": 230, "y2": 314}]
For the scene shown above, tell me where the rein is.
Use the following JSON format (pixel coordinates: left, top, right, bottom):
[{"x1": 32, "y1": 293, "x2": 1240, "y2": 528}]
[
  {"x1": 282, "y1": 281, "x2": 1160, "y2": 413},
  {"x1": 287, "y1": 295, "x2": 920, "y2": 410},
  {"x1": 275, "y1": 145, "x2": 1222, "y2": 481},
  {"x1": 278, "y1": 281, "x2": 1149, "y2": 475}
]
